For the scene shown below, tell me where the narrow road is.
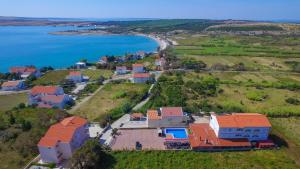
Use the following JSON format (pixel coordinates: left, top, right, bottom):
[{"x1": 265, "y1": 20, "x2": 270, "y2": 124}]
[{"x1": 0, "y1": 90, "x2": 30, "y2": 96}]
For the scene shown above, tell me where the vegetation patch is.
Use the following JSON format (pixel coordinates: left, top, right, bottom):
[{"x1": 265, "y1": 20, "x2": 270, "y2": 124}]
[{"x1": 245, "y1": 90, "x2": 268, "y2": 101}]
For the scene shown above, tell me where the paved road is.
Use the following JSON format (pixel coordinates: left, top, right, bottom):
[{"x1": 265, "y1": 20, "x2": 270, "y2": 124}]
[{"x1": 0, "y1": 90, "x2": 30, "y2": 96}]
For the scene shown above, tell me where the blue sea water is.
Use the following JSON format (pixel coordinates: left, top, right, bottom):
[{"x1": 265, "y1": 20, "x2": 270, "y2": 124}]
[{"x1": 0, "y1": 26, "x2": 158, "y2": 73}]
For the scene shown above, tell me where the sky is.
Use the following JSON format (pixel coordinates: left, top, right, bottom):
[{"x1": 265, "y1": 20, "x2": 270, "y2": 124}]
[{"x1": 0, "y1": 0, "x2": 299, "y2": 21}]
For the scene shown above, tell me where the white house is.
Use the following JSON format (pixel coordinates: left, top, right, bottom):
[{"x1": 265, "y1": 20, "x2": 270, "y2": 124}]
[
  {"x1": 1, "y1": 80, "x2": 25, "y2": 91},
  {"x1": 66, "y1": 71, "x2": 84, "y2": 83},
  {"x1": 132, "y1": 73, "x2": 152, "y2": 83},
  {"x1": 29, "y1": 86, "x2": 71, "y2": 109},
  {"x1": 10, "y1": 66, "x2": 41, "y2": 79},
  {"x1": 209, "y1": 113, "x2": 272, "y2": 141},
  {"x1": 132, "y1": 64, "x2": 145, "y2": 73},
  {"x1": 147, "y1": 107, "x2": 189, "y2": 128},
  {"x1": 115, "y1": 66, "x2": 128, "y2": 75},
  {"x1": 75, "y1": 62, "x2": 87, "y2": 69},
  {"x1": 38, "y1": 116, "x2": 89, "y2": 164}
]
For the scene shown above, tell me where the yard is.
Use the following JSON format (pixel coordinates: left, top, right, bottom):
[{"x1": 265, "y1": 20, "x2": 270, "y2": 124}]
[
  {"x1": 73, "y1": 83, "x2": 149, "y2": 121},
  {"x1": 0, "y1": 93, "x2": 28, "y2": 112}
]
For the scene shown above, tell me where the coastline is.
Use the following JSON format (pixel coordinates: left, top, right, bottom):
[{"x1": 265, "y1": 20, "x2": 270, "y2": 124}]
[{"x1": 50, "y1": 30, "x2": 169, "y2": 51}]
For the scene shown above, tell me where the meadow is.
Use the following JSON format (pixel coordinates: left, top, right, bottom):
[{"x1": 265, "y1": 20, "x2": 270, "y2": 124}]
[
  {"x1": 0, "y1": 93, "x2": 28, "y2": 112},
  {"x1": 73, "y1": 83, "x2": 149, "y2": 121}
]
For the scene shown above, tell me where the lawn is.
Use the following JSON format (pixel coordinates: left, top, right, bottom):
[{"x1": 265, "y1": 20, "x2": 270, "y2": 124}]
[
  {"x1": 175, "y1": 34, "x2": 300, "y2": 58},
  {"x1": 82, "y1": 69, "x2": 113, "y2": 81},
  {"x1": 109, "y1": 150, "x2": 298, "y2": 169},
  {"x1": 73, "y1": 83, "x2": 149, "y2": 121},
  {"x1": 0, "y1": 93, "x2": 28, "y2": 112},
  {"x1": 33, "y1": 70, "x2": 70, "y2": 85}
]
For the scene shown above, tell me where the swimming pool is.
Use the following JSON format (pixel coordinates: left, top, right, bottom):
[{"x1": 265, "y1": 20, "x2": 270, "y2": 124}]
[{"x1": 165, "y1": 128, "x2": 188, "y2": 139}]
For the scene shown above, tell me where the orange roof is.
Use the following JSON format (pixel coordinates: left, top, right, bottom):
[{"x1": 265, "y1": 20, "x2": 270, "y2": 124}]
[
  {"x1": 10, "y1": 67, "x2": 37, "y2": 73},
  {"x1": 189, "y1": 123, "x2": 251, "y2": 149},
  {"x1": 147, "y1": 110, "x2": 161, "y2": 120},
  {"x1": 25, "y1": 67, "x2": 37, "y2": 73},
  {"x1": 132, "y1": 63, "x2": 144, "y2": 67},
  {"x1": 133, "y1": 73, "x2": 150, "y2": 78},
  {"x1": 69, "y1": 71, "x2": 82, "y2": 76},
  {"x1": 161, "y1": 107, "x2": 183, "y2": 117},
  {"x1": 216, "y1": 113, "x2": 271, "y2": 128},
  {"x1": 38, "y1": 116, "x2": 87, "y2": 147},
  {"x1": 1, "y1": 80, "x2": 22, "y2": 87},
  {"x1": 31, "y1": 86, "x2": 61, "y2": 95}
]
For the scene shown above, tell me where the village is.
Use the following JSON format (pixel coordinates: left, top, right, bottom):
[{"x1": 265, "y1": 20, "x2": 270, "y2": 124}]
[{"x1": 0, "y1": 49, "x2": 278, "y2": 169}]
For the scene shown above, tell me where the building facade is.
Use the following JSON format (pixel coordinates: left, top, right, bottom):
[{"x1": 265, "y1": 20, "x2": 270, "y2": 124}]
[
  {"x1": 209, "y1": 113, "x2": 271, "y2": 141},
  {"x1": 1, "y1": 80, "x2": 25, "y2": 91},
  {"x1": 132, "y1": 73, "x2": 152, "y2": 83},
  {"x1": 66, "y1": 71, "x2": 84, "y2": 83},
  {"x1": 132, "y1": 64, "x2": 145, "y2": 73}
]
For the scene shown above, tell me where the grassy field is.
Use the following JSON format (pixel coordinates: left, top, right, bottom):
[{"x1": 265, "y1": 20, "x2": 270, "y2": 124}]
[
  {"x1": 0, "y1": 93, "x2": 28, "y2": 112},
  {"x1": 174, "y1": 34, "x2": 300, "y2": 58},
  {"x1": 82, "y1": 69, "x2": 113, "y2": 81},
  {"x1": 33, "y1": 70, "x2": 70, "y2": 85},
  {"x1": 74, "y1": 83, "x2": 149, "y2": 121},
  {"x1": 108, "y1": 150, "x2": 298, "y2": 169}
]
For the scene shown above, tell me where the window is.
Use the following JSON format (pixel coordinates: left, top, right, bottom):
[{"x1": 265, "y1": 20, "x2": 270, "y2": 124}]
[{"x1": 237, "y1": 128, "x2": 243, "y2": 131}]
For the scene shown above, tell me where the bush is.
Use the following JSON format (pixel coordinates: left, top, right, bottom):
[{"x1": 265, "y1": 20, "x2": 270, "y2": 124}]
[
  {"x1": 246, "y1": 91, "x2": 268, "y2": 101},
  {"x1": 285, "y1": 98, "x2": 300, "y2": 105}
]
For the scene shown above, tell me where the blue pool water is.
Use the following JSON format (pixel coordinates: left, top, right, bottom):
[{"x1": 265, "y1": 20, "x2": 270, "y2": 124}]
[
  {"x1": 0, "y1": 26, "x2": 158, "y2": 72},
  {"x1": 165, "y1": 128, "x2": 188, "y2": 139}
]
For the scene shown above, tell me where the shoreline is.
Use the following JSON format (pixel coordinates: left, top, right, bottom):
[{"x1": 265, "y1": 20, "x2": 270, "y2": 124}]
[{"x1": 50, "y1": 30, "x2": 169, "y2": 51}]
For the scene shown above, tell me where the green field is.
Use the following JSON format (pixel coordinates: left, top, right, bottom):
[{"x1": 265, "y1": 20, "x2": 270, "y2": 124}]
[
  {"x1": 0, "y1": 93, "x2": 28, "y2": 112},
  {"x1": 82, "y1": 69, "x2": 113, "y2": 81},
  {"x1": 175, "y1": 34, "x2": 300, "y2": 58},
  {"x1": 107, "y1": 150, "x2": 298, "y2": 169},
  {"x1": 74, "y1": 83, "x2": 149, "y2": 121}
]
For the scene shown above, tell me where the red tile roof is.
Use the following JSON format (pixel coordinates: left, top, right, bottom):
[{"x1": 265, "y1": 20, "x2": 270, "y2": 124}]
[
  {"x1": 133, "y1": 73, "x2": 151, "y2": 78},
  {"x1": 161, "y1": 107, "x2": 183, "y2": 117},
  {"x1": 69, "y1": 71, "x2": 82, "y2": 76},
  {"x1": 1, "y1": 81, "x2": 22, "y2": 87},
  {"x1": 31, "y1": 86, "x2": 61, "y2": 95},
  {"x1": 41, "y1": 95, "x2": 65, "y2": 103},
  {"x1": 10, "y1": 67, "x2": 37, "y2": 73},
  {"x1": 189, "y1": 123, "x2": 251, "y2": 149},
  {"x1": 37, "y1": 103, "x2": 53, "y2": 109},
  {"x1": 147, "y1": 110, "x2": 161, "y2": 120},
  {"x1": 216, "y1": 113, "x2": 271, "y2": 128},
  {"x1": 132, "y1": 63, "x2": 144, "y2": 67},
  {"x1": 38, "y1": 116, "x2": 87, "y2": 147}
]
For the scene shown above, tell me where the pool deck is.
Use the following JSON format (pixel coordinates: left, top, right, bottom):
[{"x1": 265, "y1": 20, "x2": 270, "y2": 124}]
[{"x1": 111, "y1": 129, "x2": 166, "y2": 150}]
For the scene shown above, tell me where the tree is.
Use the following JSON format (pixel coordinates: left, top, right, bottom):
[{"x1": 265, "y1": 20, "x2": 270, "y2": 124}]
[{"x1": 71, "y1": 140, "x2": 111, "y2": 169}]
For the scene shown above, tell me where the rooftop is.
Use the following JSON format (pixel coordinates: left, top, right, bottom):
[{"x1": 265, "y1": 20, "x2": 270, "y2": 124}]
[
  {"x1": 147, "y1": 110, "x2": 161, "y2": 120},
  {"x1": 69, "y1": 71, "x2": 82, "y2": 76},
  {"x1": 133, "y1": 73, "x2": 151, "y2": 78},
  {"x1": 132, "y1": 63, "x2": 144, "y2": 67},
  {"x1": 38, "y1": 116, "x2": 87, "y2": 147},
  {"x1": 161, "y1": 107, "x2": 184, "y2": 117},
  {"x1": 1, "y1": 80, "x2": 22, "y2": 87},
  {"x1": 31, "y1": 86, "x2": 61, "y2": 95},
  {"x1": 41, "y1": 95, "x2": 65, "y2": 103},
  {"x1": 189, "y1": 123, "x2": 251, "y2": 149},
  {"x1": 215, "y1": 113, "x2": 271, "y2": 128}
]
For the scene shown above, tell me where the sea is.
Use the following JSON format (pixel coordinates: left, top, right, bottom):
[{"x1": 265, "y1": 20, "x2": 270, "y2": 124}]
[{"x1": 0, "y1": 26, "x2": 158, "y2": 73}]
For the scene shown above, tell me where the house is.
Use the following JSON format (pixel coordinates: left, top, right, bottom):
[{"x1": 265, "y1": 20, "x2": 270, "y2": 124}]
[
  {"x1": 75, "y1": 62, "x2": 87, "y2": 69},
  {"x1": 132, "y1": 64, "x2": 145, "y2": 73},
  {"x1": 99, "y1": 56, "x2": 108, "y2": 64},
  {"x1": 155, "y1": 58, "x2": 166, "y2": 67},
  {"x1": 39, "y1": 95, "x2": 71, "y2": 109},
  {"x1": 29, "y1": 86, "x2": 71, "y2": 109},
  {"x1": 66, "y1": 71, "x2": 84, "y2": 83},
  {"x1": 1, "y1": 80, "x2": 26, "y2": 91},
  {"x1": 115, "y1": 66, "x2": 128, "y2": 75},
  {"x1": 38, "y1": 116, "x2": 89, "y2": 164},
  {"x1": 136, "y1": 51, "x2": 146, "y2": 59},
  {"x1": 147, "y1": 107, "x2": 190, "y2": 128},
  {"x1": 189, "y1": 113, "x2": 273, "y2": 151},
  {"x1": 10, "y1": 66, "x2": 41, "y2": 79},
  {"x1": 209, "y1": 113, "x2": 271, "y2": 141},
  {"x1": 132, "y1": 73, "x2": 152, "y2": 83}
]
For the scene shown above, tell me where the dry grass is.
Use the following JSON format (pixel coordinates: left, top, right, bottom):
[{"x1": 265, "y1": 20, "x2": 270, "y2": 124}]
[{"x1": 0, "y1": 93, "x2": 28, "y2": 112}]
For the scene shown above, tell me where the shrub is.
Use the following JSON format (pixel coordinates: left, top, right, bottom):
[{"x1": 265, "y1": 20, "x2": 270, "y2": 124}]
[
  {"x1": 285, "y1": 98, "x2": 300, "y2": 105},
  {"x1": 246, "y1": 91, "x2": 268, "y2": 101}
]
